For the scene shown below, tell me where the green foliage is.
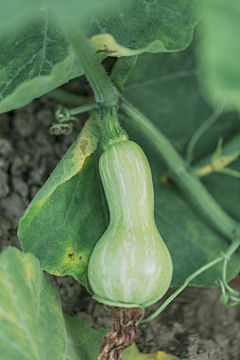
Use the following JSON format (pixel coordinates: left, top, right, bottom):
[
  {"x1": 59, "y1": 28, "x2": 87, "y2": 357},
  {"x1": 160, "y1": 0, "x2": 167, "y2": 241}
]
[
  {"x1": 0, "y1": 247, "x2": 152, "y2": 360},
  {"x1": 120, "y1": 46, "x2": 240, "y2": 286},
  {"x1": 0, "y1": 0, "x2": 204, "y2": 114},
  {"x1": 18, "y1": 114, "x2": 107, "y2": 293},
  {"x1": 110, "y1": 56, "x2": 138, "y2": 92},
  {"x1": 17, "y1": 43, "x2": 240, "y2": 290},
  {"x1": 0, "y1": 246, "x2": 173, "y2": 360},
  {"x1": 0, "y1": 246, "x2": 109, "y2": 360},
  {"x1": 0, "y1": 0, "x2": 111, "y2": 113},
  {"x1": 1, "y1": 0, "x2": 240, "y2": 356},
  {"x1": 0, "y1": 46, "x2": 83, "y2": 114},
  {"x1": 87, "y1": 0, "x2": 204, "y2": 54},
  {"x1": 197, "y1": 0, "x2": 240, "y2": 110}
]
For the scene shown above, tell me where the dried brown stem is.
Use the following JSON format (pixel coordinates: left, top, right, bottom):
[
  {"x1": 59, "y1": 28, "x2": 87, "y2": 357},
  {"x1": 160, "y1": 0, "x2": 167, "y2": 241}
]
[{"x1": 97, "y1": 307, "x2": 143, "y2": 360}]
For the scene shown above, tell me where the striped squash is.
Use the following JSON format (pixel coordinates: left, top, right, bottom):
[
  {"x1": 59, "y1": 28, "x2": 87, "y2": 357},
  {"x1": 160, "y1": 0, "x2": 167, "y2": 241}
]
[{"x1": 88, "y1": 140, "x2": 173, "y2": 308}]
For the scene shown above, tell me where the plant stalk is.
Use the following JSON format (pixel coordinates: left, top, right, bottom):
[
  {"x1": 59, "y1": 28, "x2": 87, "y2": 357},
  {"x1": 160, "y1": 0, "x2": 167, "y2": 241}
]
[
  {"x1": 69, "y1": 102, "x2": 97, "y2": 116},
  {"x1": 61, "y1": 19, "x2": 118, "y2": 106},
  {"x1": 46, "y1": 88, "x2": 86, "y2": 105},
  {"x1": 120, "y1": 96, "x2": 239, "y2": 240}
]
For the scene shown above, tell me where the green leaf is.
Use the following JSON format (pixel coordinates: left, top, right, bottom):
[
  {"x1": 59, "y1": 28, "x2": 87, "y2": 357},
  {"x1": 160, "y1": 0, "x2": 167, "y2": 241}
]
[
  {"x1": 0, "y1": 1, "x2": 204, "y2": 114},
  {"x1": 0, "y1": 46, "x2": 83, "y2": 114},
  {"x1": 0, "y1": 2, "x2": 109, "y2": 114},
  {"x1": 0, "y1": 246, "x2": 172, "y2": 360},
  {"x1": 0, "y1": 11, "x2": 68, "y2": 101},
  {"x1": 0, "y1": 246, "x2": 109, "y2": 360},
  {"x1": 197, "y1": 0, "x2": 240, "y2": 110},
  {"x1": 88, "y1": 0, "x2": 204, "y2": 56},
  {"x1": 121, "y1": 46, "x2": 240, "y2": 287},
  {"x1": 18, "y1": 113, "x2": 107, "y2": 293}
]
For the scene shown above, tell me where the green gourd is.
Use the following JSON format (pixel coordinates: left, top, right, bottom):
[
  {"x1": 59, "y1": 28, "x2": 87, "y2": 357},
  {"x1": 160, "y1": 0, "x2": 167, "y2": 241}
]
[{"x1": 88, "y1": 140, "x2": 173, "y2": 309}]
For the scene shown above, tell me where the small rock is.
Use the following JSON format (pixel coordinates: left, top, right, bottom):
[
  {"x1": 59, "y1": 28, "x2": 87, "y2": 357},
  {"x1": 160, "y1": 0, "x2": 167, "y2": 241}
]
[
  {"x1": 14, "y1": 106, "x2": 37, "y2": 137},
  {"x1": 11, "y1": 156, "x2": 25, "y2": 176},
  {"x1": 0, "y1": 215, "x2": 12, "y2": 237},
  {"x1": 29, "y1": 158, "x2": 47, "y2": 185},
  {"x1": 1, "y1": 193, "x2": 28, "y2": 227},
  {"x1": 12, "y1": 177, "x2": 29, "y2": 198},
  {"x1": 55, "y1": 275, "x2": 81, "y2": 309},
  {"x1": 144, "y1": 328, "x2": 154, "y2": 342},
  {"x1": 0, "y1": 169, "x2": 10, "y2": 197},
  {"x1": 96, "y1": 315, "x2": 112, "y2": 329},
  {"x1": 0, "y1": 113, "x2": 11, "y2": 135},
  {"x1": 0, "y1": 138, "x2": 13, "y2": 156},
  {"x1": 93, "y1": 303, "x2": 107, "y2": 317},
  {"x1": 87, "y1": 300, "x2": 95, "y2": 315},
  {"x1": 36, "y1": 108, "x2": 53, "y2": 126},
  {"x1": 0, "y1": 158, "x2": 8, "y2": 171}
]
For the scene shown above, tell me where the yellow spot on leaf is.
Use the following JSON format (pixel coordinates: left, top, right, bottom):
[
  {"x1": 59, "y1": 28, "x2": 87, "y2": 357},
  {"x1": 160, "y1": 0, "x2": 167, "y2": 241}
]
[
  {"x1": 37, "y1": 198, "x2": 47, "y2": 209},
  {"x1": 51, "y1": 271, "x2": 61, "y2": 276},
  {"x1": 61, "y1": 247, "x2": 86, "y2": 270},
  {"x1": 90, "y1": 34, "x2": 138, "y2": 57},
  {"x1": 72, "y1": 114, "x2": 100, "y2": 169},
  {"x1": 137, "y1": 351, "x2": 179, "y2": 360}
]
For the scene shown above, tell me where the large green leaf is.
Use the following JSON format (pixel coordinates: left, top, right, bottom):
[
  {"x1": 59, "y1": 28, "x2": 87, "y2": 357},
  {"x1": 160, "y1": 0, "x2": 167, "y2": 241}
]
[
  {"x1": 0, "y1": 1, "x2": 204, "y2": 114},
  {"x1": 120, "y1": 46, "x2": 240, "y2": 286},
  {"x1": 88, "y1": 0, "x2": 204, "y2": 56},
  {"x1": 0, "y1": 46, "x2": 83, "y2": 115},
  {"x1": 18, "y1": 113, "x2": 107, "y2": 293},
  {"x1": 0, "y1": 246, "x2": 107, "y2": 360},
  {"x1": 0, "y1": 1, "x2": 110, "y2": 113},
  {"x1": 0, "y1": 246, "x2": 178, "y2": 360},
  {"x1": 197, "y1": 0, "x2": 240, "y2": 111}
]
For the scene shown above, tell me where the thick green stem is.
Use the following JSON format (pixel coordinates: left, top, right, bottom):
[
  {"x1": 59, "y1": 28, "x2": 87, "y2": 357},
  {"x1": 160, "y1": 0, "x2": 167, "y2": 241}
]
[
  {"x1": 46, "y1": 88, "x2": 86, "y2": 105},
  {"x1": 100, "y1": 107, "x2": 128, "y2": 150},
  {"x1": 140, "y1": 235, "x2": 240, "y2": 323},
  {"x1": 69, "y1": 102, "x2": 97, "y2": 116},
  {"x1": 61, "y1": 19, "x2": 118, "y2": 106},
  {"x1": 120, "y1": 96, "x2": 239, "y2": 240}
]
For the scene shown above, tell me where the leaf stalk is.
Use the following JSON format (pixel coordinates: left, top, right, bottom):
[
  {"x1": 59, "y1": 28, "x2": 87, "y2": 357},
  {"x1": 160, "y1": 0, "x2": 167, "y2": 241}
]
[
  {"x1": 120, "y1": 96, "x2": 239, "y2": 241},
  {"x1": 61, "y1": 19, "x2": 118, "y2": 107}
]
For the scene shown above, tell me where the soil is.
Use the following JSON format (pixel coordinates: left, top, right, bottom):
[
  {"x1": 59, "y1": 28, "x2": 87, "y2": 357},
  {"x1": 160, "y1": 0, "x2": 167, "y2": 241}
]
[{"x1": 0, "y1": 91, "x2": 240, "y2": 360}]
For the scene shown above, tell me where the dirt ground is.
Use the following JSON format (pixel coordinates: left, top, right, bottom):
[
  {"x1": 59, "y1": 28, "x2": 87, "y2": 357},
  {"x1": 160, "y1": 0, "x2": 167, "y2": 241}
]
[{"x1": 0, "y1": 93, "x2": 240, "y2": 360}]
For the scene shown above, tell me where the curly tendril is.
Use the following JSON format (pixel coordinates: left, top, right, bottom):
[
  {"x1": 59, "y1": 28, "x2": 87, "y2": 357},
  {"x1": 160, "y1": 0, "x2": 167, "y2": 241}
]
[
  {"x1": 50, "y1": 105, "x2": 79, "y2": 136},
  {"x1": 216, "y1": 251, "x2": 240, "y2": 307}
]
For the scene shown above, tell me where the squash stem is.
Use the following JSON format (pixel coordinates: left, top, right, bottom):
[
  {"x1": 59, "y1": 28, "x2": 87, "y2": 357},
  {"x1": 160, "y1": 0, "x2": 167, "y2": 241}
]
[
  {"x1": 120, "y1": 96, "x2": 239, "y2": 241},
  {"x1": 140, "y1": 236, "x2": 240, "y2": 323},
  {"x1": 60, "y1": 19, "x2": 118, "y2": 107},
  {"x1": 100, "y1": 107, "x2": 128, "y2": 150}
]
